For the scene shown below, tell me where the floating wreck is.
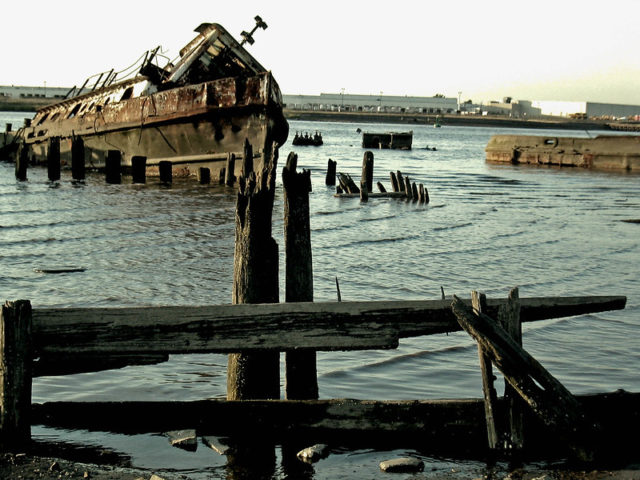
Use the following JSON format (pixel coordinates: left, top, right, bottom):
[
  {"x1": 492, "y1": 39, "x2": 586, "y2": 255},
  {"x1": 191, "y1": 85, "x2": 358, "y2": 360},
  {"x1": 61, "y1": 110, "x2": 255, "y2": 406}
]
[
  {"x1": 485, "y1": 134, "x2": 640, "y2": 171},
  {"x1": 362, "y1": 131, "x2": 412, "y2": 150},
  {"x1": 3, "y1": 16, "x2": 289, "y2": 177}
]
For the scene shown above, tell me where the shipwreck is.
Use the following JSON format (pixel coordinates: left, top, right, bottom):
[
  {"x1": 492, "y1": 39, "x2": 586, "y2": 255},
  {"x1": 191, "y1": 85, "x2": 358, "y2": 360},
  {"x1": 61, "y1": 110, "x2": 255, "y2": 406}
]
[
  {"x1": 485, "y1": 134, "x2": 640, "y2": 171},
  {"x1": 362, "y1": 131, "x2": 412, "y2": 150},
  {"x1": 3, "y1": 16, "x2": 289, "y2": 178}
]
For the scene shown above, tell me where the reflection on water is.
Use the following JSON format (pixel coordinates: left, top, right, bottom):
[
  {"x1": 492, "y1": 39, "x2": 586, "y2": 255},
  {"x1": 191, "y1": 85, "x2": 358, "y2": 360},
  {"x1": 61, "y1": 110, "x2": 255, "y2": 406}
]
[{"x1": 2, "y1": 116, "x2": 640, "y2": 478}]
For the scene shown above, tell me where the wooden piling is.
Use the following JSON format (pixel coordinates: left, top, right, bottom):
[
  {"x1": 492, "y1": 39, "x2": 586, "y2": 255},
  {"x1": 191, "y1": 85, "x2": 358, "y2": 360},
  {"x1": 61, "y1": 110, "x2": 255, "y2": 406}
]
[
  {"x1": 498, "y1": 287, "x2": 524, "y2": 451},
  {"x1": 389, "y1": 172, "x2": 399, "y2": 192},
  {"x1": 396, "y1": 171, "x2": 405, "y2": 192},
  {"x1": 418, "y1": 184, "x2": 425, "y2": 203},
  {"x1": 159, "y1": 161, "x2": 172, "y2": 184},
  {"x1": 15, "y1": 144, "x2": 28, "y2": 181},
  {"x1": 411, "y1": 182, "x2": 419, "y2": 202},
  {"x1": 471, "y1": 291, "x2": 499, "y2": 451},
  {"x1": 282, "y1": 152, "x2": 318, "y2": 400},
  {"x1": 362, "y1": 151, "x2": 374, "y2": 193},
  {"x1": 131, "y1": 156, "x2": 147, "y2": 184},
  {"x1": 227, "y1": 140, "x2": 280, "y2": 400},
  {"x1": 0, "y1": 300, "x2": 32, "y2": 449},
  {"x1": 198, "y1": 167, "x2": 211, "y2": 185},
  {"x1": 360, "y1": 180, "x2": 368, "y2": 202},
  {"x1": 404, "y1": 176, "x2": 412, "y2": 199},
  {"x1": 225, "y1": 153, "x2": 236, "y2": 186},
  {"x1": 47, "y1": 137, "x2": 60, "y2": 182},
  {"x1": 377, "y1": 181, "x2": 387, "y2": 193},
  {"x1": 424, "y1": 186, "x2": 430, "y2": 204},
  {"x1": 242, "y1": 139, "x2": 253, "y2": 178},
  {"x1": 71, "y1": 136, "x2": 85, "y2": 181},
  {"x1": 325, "y1": 159, "x2": 336, "y2": 186},
  {"x1": 105, "y1": 150, "x2": 122, "y2": 184}
]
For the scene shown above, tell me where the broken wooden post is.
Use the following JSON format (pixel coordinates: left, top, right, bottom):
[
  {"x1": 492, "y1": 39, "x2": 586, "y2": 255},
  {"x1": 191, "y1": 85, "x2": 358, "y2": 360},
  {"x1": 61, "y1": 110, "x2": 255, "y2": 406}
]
[
  {"x1": 105, "y1": 150, "x2": 122, "y2": 184},
  {"x1": 0, "y1": 300, "x2": 32, "y2": 450},
  {"x1": 498, "y1": 287, "x2": 524, "y2": 451},
  {"x1": 451, "y1": 295, "x2": 597, "y2": 461},
  {"x1": 218, "y1": 167, "x2": 226, "y2": 185},
  {"x1": 362, "y1": 151, "x2": 374, "y2": 193},
  {"x1": 472, "y1": 291, "x2": 499, "y2": 451},
  {"x1": 389, "y1": 172, "x2": 399, "y2": 192},
  {"x1": 377, "y1": 181, "x2": 386, "y2": 193},
  {"x1": 198, "y1": 167, "x2": 211, "y2": 185},
  {"x1": 282, "y1": 151, "x2": 318, "y2": 400},
  {"x1": 131, "y1": 156, "x2": 147, "y2": 184},
  {"x1": 424, "y1": 185, "x2": 430, "y2": 204},
  {"x1": 411, "y1": 182, "x2": 419, "y2": 202},
  {"x1": 418, "y1": 184, "x2": 425, "y2": 203},
  {"x1": 71, "y1": 136, "x2": 85, "y2": 181},
  {"x1": 242, "y1": 139, "x2": 253, "y2": 178},
  {"x1": 15, "y1": 144, "x2": 28, "y2": 181},
  {"x1": 227, "y1": 140, "x2": 280, "y2": 400},
  {"x1": 325, "y1": 159, "x2": 336, "y2": 186},
  {"x1": 337, "y1": 173, "x2": 359, "y2": 194},
  {"x1": 159, "y1": 160, "x2": 172, "y2": 184},
  {"x1": 225, "y1": 153, "x2": 236, "y2": 186},
  {"x1": 47, "y1": 136, "x2": 60, "y2": 182}
]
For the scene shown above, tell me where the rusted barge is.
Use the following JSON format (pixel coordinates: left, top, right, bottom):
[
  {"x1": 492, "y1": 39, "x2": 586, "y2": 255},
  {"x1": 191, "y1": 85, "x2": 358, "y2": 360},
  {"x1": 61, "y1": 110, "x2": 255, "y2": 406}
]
[
  {"x1": 485, "y1": 134, "x2": 640, "y2": 171},
  {"x1": 6, "y1": 17, "x2": 288, "y2": 177}
]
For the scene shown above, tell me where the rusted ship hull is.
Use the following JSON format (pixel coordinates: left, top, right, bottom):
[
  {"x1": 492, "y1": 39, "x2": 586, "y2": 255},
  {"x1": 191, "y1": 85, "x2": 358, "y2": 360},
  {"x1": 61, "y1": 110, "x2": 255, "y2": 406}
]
[
  {"x1": 7, "y1": 20, "x2": 289, "y2": 178},
  {"x1": 22, "y1": 73, "x2": 287, "y2": 177},
  {"x1": 486, "y1": 134, "x2": 640, "y2": 171}
]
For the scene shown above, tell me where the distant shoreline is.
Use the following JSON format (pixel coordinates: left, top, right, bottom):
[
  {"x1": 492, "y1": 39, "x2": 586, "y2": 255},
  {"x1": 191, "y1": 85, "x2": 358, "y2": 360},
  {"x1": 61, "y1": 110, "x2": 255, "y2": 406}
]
[
  {"x1": 284, "y1": 109, "x2": 613, "y2": 131},
  {"x1": 0, "y1": 99, "x2": 632, "y2": 132}
]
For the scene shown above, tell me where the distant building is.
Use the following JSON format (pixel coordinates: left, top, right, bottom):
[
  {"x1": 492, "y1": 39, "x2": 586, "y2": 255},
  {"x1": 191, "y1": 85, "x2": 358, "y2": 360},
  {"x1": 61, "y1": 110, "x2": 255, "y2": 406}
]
[
  {"x1": 283, "y1": 93, "x2": 458, "y2": 114},
  {"x1": 532, "y1": 100, "x2": 640, "y2": 120},
  {"x1": 483, "y1": 99, "x2": 542, "y2": 118},
  {"x1": 0, "y1": 85, "x2": 70, "y2": 100}
]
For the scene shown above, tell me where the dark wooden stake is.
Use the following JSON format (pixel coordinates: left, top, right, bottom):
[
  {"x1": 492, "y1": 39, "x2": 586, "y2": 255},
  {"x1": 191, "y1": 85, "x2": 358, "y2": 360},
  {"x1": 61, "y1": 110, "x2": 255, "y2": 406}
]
[
  {"x1": 377, "y1": 181, "x2": 387, "y2": 193},
  {"x1": 404, "y1": 176, "x2": 412, "y2": 199},
  {"x1": 105, "y1": 150, "x2": 121, "y2": 184},
  {"x1": 360, "y1": 180, "x2": 368, "y2": 203},
  {"x1": 424, "y1": 186, "x2": 430, "y2": 204},
  {"x1": 71, "y1": 136, "x2": 85, "y2": 181},
  {"x1": 198, "y1": 167, "x2": 211, "y2": 185},
  {"x1": 0, "y1": 300, "x2": 32, "y2": 450},
  {"x1": 282, "y1": 152, "x2": 318, "y2": 400},
  {"x1": 411, "y1": 182, "x2": 419, "y2": 202},
  {"x1": 472, "y1": 291, "x2": 499, "y2": 451},
  {"x1": 225, "y1": 153, "x2": 236, "y2": 186},
  {"x1": 498, "y1": 287, "x2": 524, "y2": 451},
  {"x1": 361, "y1": 151, "x2": 374, "y2": 193},
  {"x1": 159, "y1": 161, "x2": 172, "y2": 184},
  {"x1": 47, "y1": 137, "x2": 60, "y2": 182},
  {"x1": 451, "y1": 295, "x2": 597, "y2": 462},
  {"x1": 227, "y1": 140, "x2": 280, "y2": 400},
  {"x1": 131, "y1": 156, "x2": 147, "y2": 184},
  {"x1": 418, "y1": 184, "x2": 425, "y2": 203},
  {"x1": 325, "y1": 159, "x2": 336, "y2": 186},
  {"x1": 15, "y1": 144, "x2": 28, "y2": 181}
]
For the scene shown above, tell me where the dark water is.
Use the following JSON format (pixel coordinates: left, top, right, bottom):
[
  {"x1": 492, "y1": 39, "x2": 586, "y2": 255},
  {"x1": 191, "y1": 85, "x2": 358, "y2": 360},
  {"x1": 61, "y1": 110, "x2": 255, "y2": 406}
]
[{"x1": 1, "y1": 112, "x2": 639, "y2": 478}]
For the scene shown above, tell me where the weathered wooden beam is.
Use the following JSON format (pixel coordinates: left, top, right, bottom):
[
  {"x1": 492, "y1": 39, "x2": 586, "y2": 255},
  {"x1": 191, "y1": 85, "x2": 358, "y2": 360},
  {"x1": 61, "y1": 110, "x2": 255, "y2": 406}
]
[
  {"x1": 30, "y1": 391, "x2": 640, "y2": 460},
  {"x1": 334, "y1": 192, "x2": 407, "y2": 199},
  {"x1": 29, "y1": 296, "x2": 626, "y2": 357},
  {"x1": 451, "y1": 296, "x2": 597, "y2": 461},
  {"x1": 325, "y1": 158, "x2": 336, "y2": 186},
  {"x1": 472, "y1": 291, "x2": 499, "y2": 450}
]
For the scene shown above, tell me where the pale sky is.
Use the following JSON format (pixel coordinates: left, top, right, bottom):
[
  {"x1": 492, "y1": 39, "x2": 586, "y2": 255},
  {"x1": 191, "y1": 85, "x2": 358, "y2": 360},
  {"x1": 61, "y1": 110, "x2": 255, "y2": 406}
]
[{"x1": 2, "y1": 0, "x2": 640, "y2": 105}]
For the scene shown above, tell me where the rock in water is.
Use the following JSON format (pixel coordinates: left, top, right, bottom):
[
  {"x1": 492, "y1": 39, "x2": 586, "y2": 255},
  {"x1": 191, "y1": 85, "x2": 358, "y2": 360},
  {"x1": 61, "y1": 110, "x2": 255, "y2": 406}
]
[
  {"x1": 379, "y1": 457, "x2": 424, "y2": 473},
  {"x1": 296, "y1": 444, "x2": 330, "y2": 463}
]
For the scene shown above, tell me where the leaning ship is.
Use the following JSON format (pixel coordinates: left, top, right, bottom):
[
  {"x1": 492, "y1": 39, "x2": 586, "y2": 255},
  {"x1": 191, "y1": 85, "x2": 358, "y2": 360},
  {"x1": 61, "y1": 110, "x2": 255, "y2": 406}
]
[{"x1": 15, "y1": 17, "x2": 288, "y2": 177}]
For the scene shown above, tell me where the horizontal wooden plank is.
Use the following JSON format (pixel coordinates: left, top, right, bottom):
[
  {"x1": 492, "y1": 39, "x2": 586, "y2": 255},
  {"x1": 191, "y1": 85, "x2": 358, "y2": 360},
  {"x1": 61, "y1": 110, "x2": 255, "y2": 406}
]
[
  {"x1": 30, "y1": 296, "x2": 626, "y2": 356},
  {"x1": 31, "y1": 391, "x2": 639, "y2": 460}
]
